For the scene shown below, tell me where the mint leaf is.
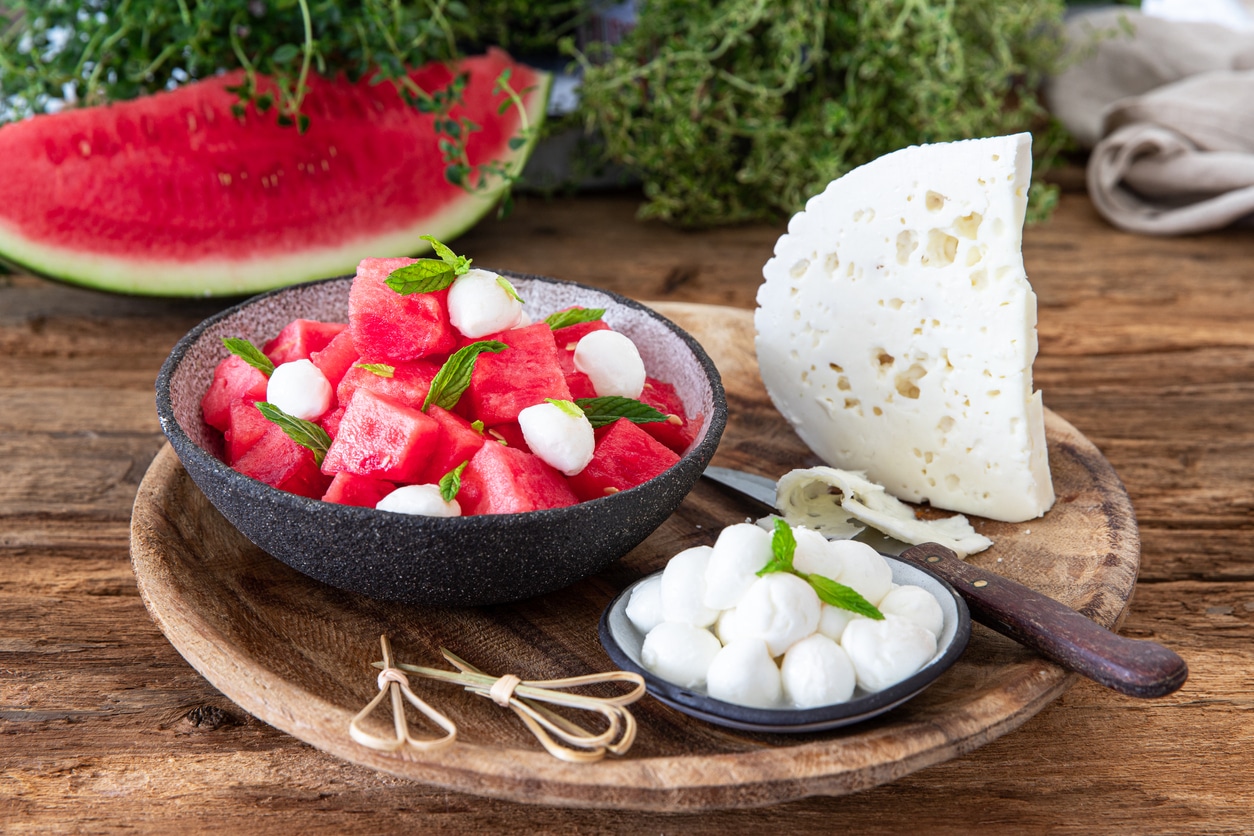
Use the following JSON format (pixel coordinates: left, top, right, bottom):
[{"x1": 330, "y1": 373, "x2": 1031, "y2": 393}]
[
  {"x1": 496, "y1": 275, "x2": 524, "y2": 304},
  {"x1": 757, "y1": 518, "x2": 797, "y2": 576},
  {"x1": 223, "y1": 337, "x2": 275, "y2": 377},
  {"x1": 385, "y1": 259, "x2": 457, "y2": 295},
  {"x1": 255, "y1": 402, "x2": 331, "y2": 466},
  {"x1": 805, "y1": 574, "x2": 885, "y2": 620},
  {"x1": 353, "y1": 362, "x2": 395, "y2": 378},
  {"x1": 470, "y1": 419, "x2": 485, "y2": 434},
  {"x1": 420, "y1": 234, "x2": 472, "y2": 275},
  {"x1": 574, "y1": 396, "x2": 667, "y2": 428},
  {"x1": 544, "y1": 307, "x2": 606, "y2": 330},
  {"x1": 546, "y1": 398, "x2": 584, "y2": 420},
  {"x1": 422, "y1": 340, "x2": 507, "y2": 411},
  {"x1": 439, "y1": 461, "x2": 468, "y2": 503}
]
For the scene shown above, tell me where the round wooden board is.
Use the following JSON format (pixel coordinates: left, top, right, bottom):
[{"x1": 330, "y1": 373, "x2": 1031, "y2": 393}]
[{"x1": 130, "y1": 302, "x2": 1140, "y2": 811}]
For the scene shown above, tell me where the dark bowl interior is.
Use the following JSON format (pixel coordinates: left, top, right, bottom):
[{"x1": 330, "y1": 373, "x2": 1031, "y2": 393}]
[
  {"x1": 599, "y1": 557, "x2": 971, "y2": 733},
  {"x1": 155, "y1": 272, "x2": 727, "y2": 606}
]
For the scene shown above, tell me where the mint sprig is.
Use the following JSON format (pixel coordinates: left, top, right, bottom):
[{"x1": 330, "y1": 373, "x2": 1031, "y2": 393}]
[
  {"x1": 439, "y1": 461, "x2": 468, "y2": 503},
  {"x1": 385, "y1": 235, "x2": 472, "y2": 295},
  {"x1": 544, "y1": 307, "x2": 606, "y2": 330},
  {"x1": 255, "y1": 402, "x2": 331, "y2": 466},
  {"x1": 757, "y1": 519, "x2": 884, "y2": 620},
  {"x1": 223, "y1": 337, "x2": 275, "y2": 377},
  {"x1": 496, "y1": 275, "x2": 525, "y2": 304},
  {"x1": 353, "y1": 362, "x2": 395, "y2": 378},
  {"x1": 422, "y1": 340, "x2": 507, "y2": 411},
  {"x1": 546, "y1": 398, "x2": 585, "y2": 419},
  {"x1": 574, "y1": 396, "x2": 667, "y2": 428}
]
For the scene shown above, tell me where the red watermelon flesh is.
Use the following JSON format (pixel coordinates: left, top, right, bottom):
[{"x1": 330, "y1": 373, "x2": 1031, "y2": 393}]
[
  {"x1": 484, "y1": 422, "x2": 530, "y2": 453},
  {"x1": 638, "y1": 377, "x2": 699, "y2": 454},
  {"x1": 564, "y1": 371, "x2": 598, "y2": 400},
  {"x1": 320, "y1": 404, "x2": 347, "y2": 439},
  {"x1": 263, "y1": 318, "x2": 347, "y2": 364},
  {"x1": 350, "y1": 258, "x2": 458, "y2": 362},
  {"x1": 310, "y1": 328, "x2": 358, "y2": 388},
  {"x1": 420, "y1": 405, "x2": 487, "y2": 484},
  {"x1": 464, "y1": 322, "x2": 571, "y2": 425},
  {"x1": 321, "y1": 388, "x2": 439, "y2": 483},
  {"x1": 234, "y1": 424, "x2": 332, "y2": 499},
  {"x1": 458, "y1": 442, "x2": 578, "y2": 515},
  {"x1": 0, "y1": 50, "x2": 550, "y2": 297},
  {"x1": 336, "y1": 356, "x2": 441, "y2": 409},
  {"x1": 201, "y1": 354, "x2": 269, "y2": 432},
  {"x1": 567, "y1": 418, "x2": 681, "y2": 502},
  {"x1": 224, "y1": 399, "x2": 272, "y2": 464},
  {"x1": 322, "y1": 472, "x2": 396, "y2": 508}
]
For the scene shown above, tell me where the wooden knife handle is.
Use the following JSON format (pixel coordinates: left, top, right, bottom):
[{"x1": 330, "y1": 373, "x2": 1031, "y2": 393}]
[{"x1": 898, "y1": 543, "x2": 1188, "y2": 698}]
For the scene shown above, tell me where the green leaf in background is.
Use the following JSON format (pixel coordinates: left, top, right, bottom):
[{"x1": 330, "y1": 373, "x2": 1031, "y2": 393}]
[
  {"x1": 222, "y1": 337, "x2": 275, "y2": 377},
  {"x1": 423, "y1": 340, "x2": 508, "y2": 411},
  {"x1": 574, "y1": 396, "x2": 667, "y2": 428},
  {"x1": 544, "y1": 307, "x2": 606, "y2": 330},
  {"x1": 255, "y1": 402, "x2": 331, "y2": 466}
]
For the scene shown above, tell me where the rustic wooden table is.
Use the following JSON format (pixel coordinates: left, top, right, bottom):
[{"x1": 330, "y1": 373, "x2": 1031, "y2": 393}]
[{"x1": 2, "y1": 174, "x2": 1251, "y2": 832}]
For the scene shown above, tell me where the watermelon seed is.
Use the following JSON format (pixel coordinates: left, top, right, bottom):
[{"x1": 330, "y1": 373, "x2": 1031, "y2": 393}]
[
  {"x1": 218, "y1": 173, "x2": 232, "y2": 187},
  {"x1": 78, "y1": 139, "x2": 91, "y2": 157}
]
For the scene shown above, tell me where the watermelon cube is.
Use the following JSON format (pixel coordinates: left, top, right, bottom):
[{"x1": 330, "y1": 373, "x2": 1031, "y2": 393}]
[
  {"x1": 567, "y1": 419, "x2": 680, "y2": 502},
  {"x1": 224, "y1": 399, "x2": 271, "y2": 464},
  {"x1": 350, "y1": 257, "x2": 458, "y2": 362},
  {"x1": 483, "y1": 421, "x2": 529, "y2": 453},
  {"x1": 322, "y1": 472, "x2": 396, "y2": 508},
  {"x1": 234, "y1": 424, "x2": 332, "y2": 499},
  {"x1": 419, "y1": 405, "x2": 487, "y2": 483},
  {"x1": 458, "y1": 442, "x2": 579, "y2": 515},
  {"x1": 201, "y1": 354, "x2": 269, "y2": 432},
  {"x1": 263, "y1": 318, "x2": 347, "y2": 365},
  {"x1": 464, "y1": 322, "x2": 571, "y2": 426},
  {"x1": 310, "y1": 328, "x2": 359, "y2": 389},
  {"x1": 552, "y1": 316, "x2": 611, "y2": 375},
  {"x1": 321, "y1": 388, "x2": 440, "y2": 483},
  {"x1": 638, "y1": 377, "x2": 699, "y2": 454},
  {"x1": 320, "y1": 404, "x2": 346, "y2": 439},
  {"x1": 336, "y1": 358, "x2": 442, "y2": 410},
  {"x1": 564, "y1": 371, "x2": 598, "y2": 400}
]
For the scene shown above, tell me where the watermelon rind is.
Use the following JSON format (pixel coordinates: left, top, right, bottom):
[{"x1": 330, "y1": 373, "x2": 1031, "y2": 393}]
[{"x1": 0, "y1": 52, "x2": 551, "y2": 298}]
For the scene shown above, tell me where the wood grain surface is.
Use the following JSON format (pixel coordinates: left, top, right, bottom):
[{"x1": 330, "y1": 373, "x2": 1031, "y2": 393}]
[
  {"x1": 129, "y1": 303, "x2": 1138, "y2": 810},
  {"x1": 3, "y1": 176, "x2": 1254, "y2": 832}
]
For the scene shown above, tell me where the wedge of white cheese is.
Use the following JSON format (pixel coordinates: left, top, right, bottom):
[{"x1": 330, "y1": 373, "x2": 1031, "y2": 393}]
[{"x1": 755, "y1": 132, "x2": 1054, "y2": 523}]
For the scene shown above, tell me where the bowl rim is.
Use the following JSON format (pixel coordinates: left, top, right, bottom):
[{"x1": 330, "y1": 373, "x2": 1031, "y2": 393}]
[
  {"x1": 154, "y1": 270, "x2": 729, "y2": 531},
  {"x1": 598, "y1": 556, "x2": 972, "y2": 733}
]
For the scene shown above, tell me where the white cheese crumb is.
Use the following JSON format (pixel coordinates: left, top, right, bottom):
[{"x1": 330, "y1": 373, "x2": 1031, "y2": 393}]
[{"x1": 266, "y1": 359, "x2": 333, "y2": 420}]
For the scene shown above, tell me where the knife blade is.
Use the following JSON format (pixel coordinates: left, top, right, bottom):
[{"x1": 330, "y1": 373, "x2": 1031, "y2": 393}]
[{"x1": 698, "y1": 463, "x2": 1188, "y2": 698}]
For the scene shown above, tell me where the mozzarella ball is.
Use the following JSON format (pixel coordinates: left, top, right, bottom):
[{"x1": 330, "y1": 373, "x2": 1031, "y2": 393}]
[
  {"x1": 714, "y1": 605, "x2": 749, "y2": 645},
  {"x1": 266, "y1": 359, "x2": 333, "y2": 420},
  {"x1": 573, "y1": 330, "x2": 646, "y2": 398},
  {"x1": 660, "y1": 546, "x2": 719, "y2": 627},
  {"x1": 375, "y1": 484, "x2": 461, "y2": 517},
  {"x1": 781, "y1": 633, "x2": 857, "y2": 707},
  {"x1": 517, "y1": 401, "x2": 595, "y2": 476},
  {"x1": 706, "y1": 639, "x2": 783, "y2": 708},
  {"x1": 816, "y1": 603, "x2": 858, "y2": 642},
  {"x1": 447, "y1": 268, "x2": 524, "y2": 338},
  {"x1": 703, "y1": 523, "x2": 773, "y2": 609},
  {"x1": 878, "y1": 584, "x2": 945, "y2": 638},
  {"x1": 640, "y1": 622, "x2": 722, "y2": 689},
  {"x1": 829, "y1": 540, "x2": 894, "y2": 606},
  {"x1": 735, "y1": 573, "x2": 822, "y2": 657},
  {"x1": 841, "y1": 614, "x2": 938, "y2": 692},
  {"x1": 625, "y1": 575, "x2": 664, "y2": 635},
  {"x1": 792, "y1": 526, "x2": 843, "y2": 581}
]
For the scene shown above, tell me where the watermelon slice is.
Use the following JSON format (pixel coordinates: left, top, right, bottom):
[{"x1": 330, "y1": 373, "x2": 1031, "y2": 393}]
[
  {"x1": 458, "y1": 442, "x2": 579, "y2": 515},
  {"x1": 264, "y1": 319, "x2": 347, "y2": 365},
  {"x1": 0, "y1": 50, "x2": 550, "y2": 296}
]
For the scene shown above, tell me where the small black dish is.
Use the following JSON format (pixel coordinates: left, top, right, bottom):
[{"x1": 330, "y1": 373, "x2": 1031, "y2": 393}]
[
  {"x1": 599, "y1": 557, "x2": 971, "y2": 733},
  {"x1": 156, "y1": 272, "x2": 726, "y2": 607}
]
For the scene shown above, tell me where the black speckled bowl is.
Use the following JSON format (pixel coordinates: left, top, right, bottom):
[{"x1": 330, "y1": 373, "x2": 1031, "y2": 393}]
[{"x1": 155, "y1": 272, "x2": 726, "y2": 606}]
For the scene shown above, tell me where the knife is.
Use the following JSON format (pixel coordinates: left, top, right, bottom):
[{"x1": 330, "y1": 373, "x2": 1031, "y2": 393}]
[{"x1": 700, "y1": 465, "x2": 1189, "y2": 698}]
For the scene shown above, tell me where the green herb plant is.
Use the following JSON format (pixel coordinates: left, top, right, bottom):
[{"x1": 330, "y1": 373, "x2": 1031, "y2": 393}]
[
  {"x1": 568, "y1": 0, "x2": 1069, "y2": 227},
  {"x1": 759, "y1": 519, "x2": 884, "y2": 619}
]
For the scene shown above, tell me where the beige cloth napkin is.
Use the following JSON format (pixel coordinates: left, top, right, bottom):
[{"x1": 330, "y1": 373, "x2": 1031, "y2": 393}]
[{"x1": 1046, "y1": 9, "x2": 1254, "y2": 234}]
